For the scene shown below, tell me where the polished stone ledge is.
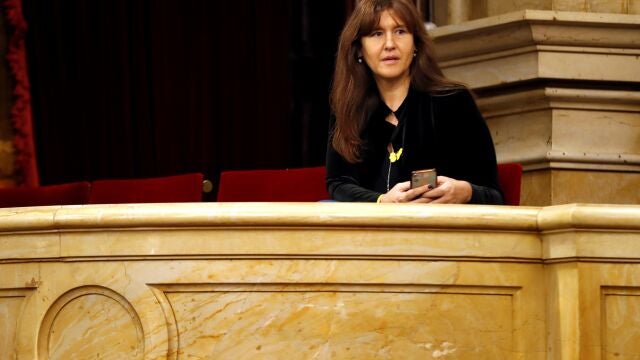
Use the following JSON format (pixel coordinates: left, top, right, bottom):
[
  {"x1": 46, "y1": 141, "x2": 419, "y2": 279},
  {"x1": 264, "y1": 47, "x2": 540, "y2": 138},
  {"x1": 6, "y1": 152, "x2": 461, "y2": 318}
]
[
  {"x1": 0, "y1": 203, "x2": 638, "y2": 263},
  {"x1": 0, "y1": 203, "x2": 541, "y2": 263},
  {"x1": 0, "y1": 202, "x2": 541, "y2": 232}
]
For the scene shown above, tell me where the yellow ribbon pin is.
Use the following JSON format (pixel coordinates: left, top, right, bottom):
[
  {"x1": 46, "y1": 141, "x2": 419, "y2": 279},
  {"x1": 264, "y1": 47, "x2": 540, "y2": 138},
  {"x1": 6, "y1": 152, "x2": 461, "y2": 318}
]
[{"x1": 389, "y1": 147, "x2": 403, "y2": 163}]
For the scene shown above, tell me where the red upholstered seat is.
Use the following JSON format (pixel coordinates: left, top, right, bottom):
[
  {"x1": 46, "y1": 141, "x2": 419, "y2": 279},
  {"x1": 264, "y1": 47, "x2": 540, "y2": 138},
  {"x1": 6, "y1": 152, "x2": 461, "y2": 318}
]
[
  {"x1": 217, "y1": 165, "x2": 521, "y2": 204},
  {"x1": 89, "y1": 173, "x2": 204, "y2": 204},
  {"x1": 217, "y1": 166, "x2": 329, "y2": 202},
  {"x1": 497, "y1": 163, "x2": 523, "y2": 206},
  {"x1": 0, "y1": 181, "x2": 91, "y2": 208}
]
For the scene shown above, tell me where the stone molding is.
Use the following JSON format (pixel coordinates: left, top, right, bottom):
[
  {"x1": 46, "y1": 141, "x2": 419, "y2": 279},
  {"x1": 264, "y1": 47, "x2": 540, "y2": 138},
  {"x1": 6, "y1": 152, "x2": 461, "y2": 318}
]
[
  {"x1": 1, "y1": 203, "x2": 639, "y2": 263},
  {"x1": 477, "y1": 87, "x2": 640, "y2": 118},
  {"x1": 431, "y1": 10, "x2": 640, "y2": 61},
  {"x1": 430, "y1": 10, "x2": 640, "y2": 88},
  {"x1": 430, "y1": 9, "x2": 640, "y2": 191}
]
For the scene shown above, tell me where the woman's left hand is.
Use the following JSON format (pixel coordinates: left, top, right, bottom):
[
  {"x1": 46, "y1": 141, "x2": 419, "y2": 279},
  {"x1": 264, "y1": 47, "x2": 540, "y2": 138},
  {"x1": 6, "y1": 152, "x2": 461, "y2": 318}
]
[{"x1": 419, "y1": 176, "x2": 472, "y2": 204}]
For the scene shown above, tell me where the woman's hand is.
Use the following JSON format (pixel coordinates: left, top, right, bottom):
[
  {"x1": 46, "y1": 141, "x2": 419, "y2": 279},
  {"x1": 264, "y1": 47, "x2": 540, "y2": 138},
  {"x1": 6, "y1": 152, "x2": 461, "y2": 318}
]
[
  {"x1": 378, "y1": 181, "x2": 433, "y2": 203},
  {"x1": 419, "y1": 176, "x2": 472, "y2": 204}
]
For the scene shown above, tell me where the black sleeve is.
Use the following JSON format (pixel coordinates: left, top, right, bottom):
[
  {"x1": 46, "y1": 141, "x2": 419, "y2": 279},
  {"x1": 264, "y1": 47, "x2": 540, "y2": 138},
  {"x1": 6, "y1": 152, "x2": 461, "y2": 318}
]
[
  {"x1": 469, "y1": 183, "x2": 503, "y2": 205},
  {"x1": 435, "y1": 90, "x2": 504, "y2": 205},
  {"x1": 325, "y1": 117, "x2": 381, "y2": 202}
]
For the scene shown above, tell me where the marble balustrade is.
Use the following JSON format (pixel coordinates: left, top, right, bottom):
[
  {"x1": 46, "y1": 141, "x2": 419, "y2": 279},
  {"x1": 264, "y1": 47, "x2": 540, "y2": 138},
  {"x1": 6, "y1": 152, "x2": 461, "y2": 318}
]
[{"x1": 1, "y1": 202, "x2": 639, "y2": 359}]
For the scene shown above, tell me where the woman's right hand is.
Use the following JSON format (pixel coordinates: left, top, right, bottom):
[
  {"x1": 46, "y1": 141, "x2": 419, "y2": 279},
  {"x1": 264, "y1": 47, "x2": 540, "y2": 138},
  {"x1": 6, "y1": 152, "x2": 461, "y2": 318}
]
[{"x1": 378, "y1": 181, "x2": 432, "y2": 203}]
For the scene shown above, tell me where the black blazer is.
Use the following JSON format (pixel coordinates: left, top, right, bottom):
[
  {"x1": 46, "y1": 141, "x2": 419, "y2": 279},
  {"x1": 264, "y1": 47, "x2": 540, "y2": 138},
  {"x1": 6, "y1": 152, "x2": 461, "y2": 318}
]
[{"x1": 326, "y1": 87, "x2": 503, "y2": 204}]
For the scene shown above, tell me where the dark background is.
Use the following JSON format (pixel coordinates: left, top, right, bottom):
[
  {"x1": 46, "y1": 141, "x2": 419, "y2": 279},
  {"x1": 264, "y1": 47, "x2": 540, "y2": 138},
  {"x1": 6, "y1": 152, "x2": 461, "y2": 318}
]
[{"x1": 21, "y1": 0, "x2": 349, "y2": 197}]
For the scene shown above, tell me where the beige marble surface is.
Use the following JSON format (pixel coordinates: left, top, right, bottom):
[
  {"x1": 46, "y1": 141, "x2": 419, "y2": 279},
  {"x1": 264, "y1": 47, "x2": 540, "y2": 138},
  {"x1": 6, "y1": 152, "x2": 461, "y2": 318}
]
[
  {"x1": 167, "y1": 287, "x2": 512, "y2": 358},
  {"x1": 431, "y1": 10, "x2": 640, "y2": 205},
  {"x1": 434, "y1": 0, "x2": 640, "y2": 25},
  {"x1": 522, "y1": 170, "x2": 640, "y2": 205},
  {"x1": 0, "y1": 203, "x2": 639, "y2": 359},
  {"x1": 43, "y1": 288, "x2": 143, "y2": 359},
  {"x1": 603, "y1": 287, "x2": 640, "y2": 358},
  {"x1": 0, "y1": 291, "x2": 24, "y2": 360}
]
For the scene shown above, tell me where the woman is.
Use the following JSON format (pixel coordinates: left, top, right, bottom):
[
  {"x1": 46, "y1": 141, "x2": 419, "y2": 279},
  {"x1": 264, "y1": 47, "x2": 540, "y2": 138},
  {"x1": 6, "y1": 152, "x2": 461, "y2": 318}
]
[{"x1": 326, "y1": 0, "x2": 503, "y2": 204}]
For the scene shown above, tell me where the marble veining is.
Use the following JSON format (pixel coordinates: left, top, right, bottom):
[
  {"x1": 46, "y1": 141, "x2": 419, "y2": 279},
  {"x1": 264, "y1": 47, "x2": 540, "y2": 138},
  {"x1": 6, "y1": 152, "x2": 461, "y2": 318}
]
[
  {"x1": 0, "y1": 295, "x2": 22, "y2": 360},
  {"x1": 0, "y1": 203, "x2": 639, "y2": 358},
  {"x1": 42, "y1": 287, "x2": 144, "y2": 360},
  {"x1": 603, "y1": 289, "x2": 640, "y2": 358},
  {"x1": 166, "y1": 287, "x2": 513, "y2": 359}
]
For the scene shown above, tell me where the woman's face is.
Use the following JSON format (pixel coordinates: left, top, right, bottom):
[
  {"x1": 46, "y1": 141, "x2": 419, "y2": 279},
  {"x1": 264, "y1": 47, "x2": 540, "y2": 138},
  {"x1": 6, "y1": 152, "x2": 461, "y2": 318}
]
[{"x1": 360, "y1": 10, "x2": 415, "y2": 84}]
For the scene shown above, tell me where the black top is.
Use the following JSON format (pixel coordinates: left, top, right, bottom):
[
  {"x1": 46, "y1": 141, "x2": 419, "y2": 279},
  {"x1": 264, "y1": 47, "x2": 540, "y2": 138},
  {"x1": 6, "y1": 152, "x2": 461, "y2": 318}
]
[{"x1": 325, "y1": 87, "x2": 504, "y2": 204}]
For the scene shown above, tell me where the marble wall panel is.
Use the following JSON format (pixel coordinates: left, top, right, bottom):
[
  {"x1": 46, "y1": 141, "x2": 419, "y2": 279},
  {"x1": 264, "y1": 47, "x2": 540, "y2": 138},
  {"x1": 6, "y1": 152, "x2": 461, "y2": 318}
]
[
  {"x1": 31, "y1": 262, "x2": 171, "y2": 360},
  {"x1": 552, "y1": 170, "x2": 640, "y2": 205},
  {"x1": 165, "y1": 286, "x2": 514, "y2": 359},
  {"x1": 0, "y1": 262, "x2": 40, "y2": 289},
  {"x1": 602, "y1": 288, "x2": 640, "y2": 358},
  {"x1": 521, "y1": 169, "x2": 553, "y2": 206},
  {"x1": 552, "y1": 109, "x2": 640, "y2": 156},
  {"x1": 0, "y1": 293, "x2": 23, "y2": 360},
  {"x1": 545, "y1": 262, "x2": 579, "y2": 359},
  {"x1": 24, "y1": 258, "x2": 546, "y2": 359},
  {"x1": 552, "y1": 0, "x2": 588, "y2": 11},
  {"x1": 0, "y1": 233, "x2": 60, "y2": 260},
  {"x1": 587, "y1": 0, "x2": 630, "y2": 13},
  {"x1": 41, "y1": 287, "x2": 144, "y2": 360},
  {"x1": 574, "y1": 264, "x2": 640, "y2": 358},
  {"x1": 436, "y1": 0, "x2": 637, "y2": 25},
  {"x1": 479, "y1": 0, "x2": 638, "y2": 16},
  {"x1": 488, "y1": 109, "x2": 552, "y2": 165},
  {"x1": 538, "y1": 51, "x2": 640, "y2": 83},
  {"x1": 522, "y1": 169, "x2": 640, "y2": 205},
  {"x1": 486, "y1": 0, "x2": 553, "y2": 16},
  {"x1": 144, "y1": 259, "x2": 545, "y2": 358},
  {"x1": 0, "y1": 265, "x2": 40, "y2": 358}
]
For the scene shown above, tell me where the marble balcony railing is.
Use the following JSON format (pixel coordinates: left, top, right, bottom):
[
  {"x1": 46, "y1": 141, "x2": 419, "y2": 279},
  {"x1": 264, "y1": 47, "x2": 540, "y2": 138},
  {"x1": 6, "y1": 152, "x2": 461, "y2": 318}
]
[{"x1": 1, "y1": 202, "x2": 639, "y2": 359}]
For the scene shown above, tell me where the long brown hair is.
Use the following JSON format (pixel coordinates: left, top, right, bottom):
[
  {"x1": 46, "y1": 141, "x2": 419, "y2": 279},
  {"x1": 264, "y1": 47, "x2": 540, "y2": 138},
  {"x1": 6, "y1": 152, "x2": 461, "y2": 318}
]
[{"x1": 330, "y1": 0, "x2": 460, "y2": 163}]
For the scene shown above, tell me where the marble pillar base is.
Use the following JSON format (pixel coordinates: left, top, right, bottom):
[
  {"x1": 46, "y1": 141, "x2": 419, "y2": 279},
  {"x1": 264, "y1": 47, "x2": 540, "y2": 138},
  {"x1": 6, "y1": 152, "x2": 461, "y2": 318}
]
[
  {"x1": 430, "y1": 10, "x2": 640, "y2": 205},
  {"x1": 522, "y1": 169, "x2": 640, "y2": 205}
]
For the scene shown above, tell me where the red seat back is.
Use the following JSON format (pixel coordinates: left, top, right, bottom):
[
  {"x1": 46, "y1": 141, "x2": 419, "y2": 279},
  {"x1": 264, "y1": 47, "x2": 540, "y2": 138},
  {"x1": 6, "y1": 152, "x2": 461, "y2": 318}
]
[
  {"x1": 89, "y1": 173, "x2": 204, "y2": 204},
  {"x1": 217, "y1": 167, "x2": 329, "y2": 202},
  {"x1": 0, "y1": 182, "x2": 91, "y2": 208},
  {"x1": 497, "y1": 163, "x2": 523, "y2": 206}
]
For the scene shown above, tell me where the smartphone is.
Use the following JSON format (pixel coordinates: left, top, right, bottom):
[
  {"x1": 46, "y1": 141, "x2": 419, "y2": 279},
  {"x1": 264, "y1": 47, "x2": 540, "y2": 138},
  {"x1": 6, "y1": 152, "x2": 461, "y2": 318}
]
[{"x1": 411, "y1": 169, "x2": 437, "y2": 189}]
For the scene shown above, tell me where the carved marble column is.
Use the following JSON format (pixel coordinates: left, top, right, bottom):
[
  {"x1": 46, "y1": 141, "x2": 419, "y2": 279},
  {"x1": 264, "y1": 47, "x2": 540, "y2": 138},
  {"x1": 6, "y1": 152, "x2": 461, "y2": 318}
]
[{"x1": 430, "y1": 10, "x2": 640, "y2": 205}]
